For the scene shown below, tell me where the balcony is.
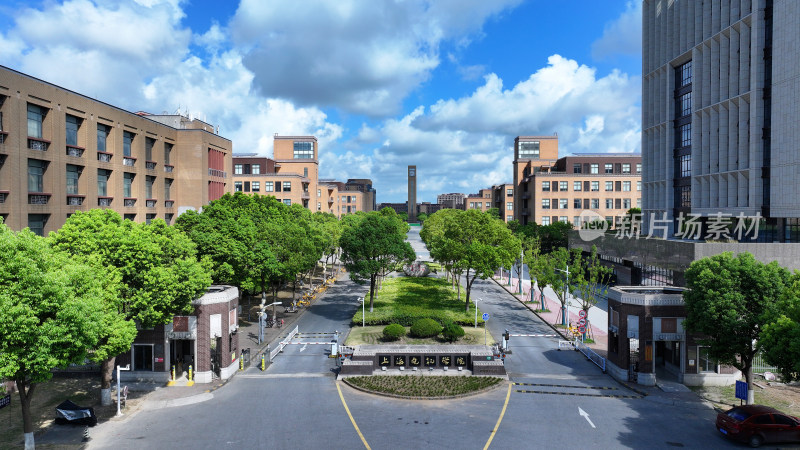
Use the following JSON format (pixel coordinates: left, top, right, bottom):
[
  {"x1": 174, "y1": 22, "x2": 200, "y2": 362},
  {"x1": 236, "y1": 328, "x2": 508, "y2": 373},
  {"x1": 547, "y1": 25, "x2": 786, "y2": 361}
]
[
  {"x1": 301, "y1": 192, "x2": 310, "y2": 200},
  {"x1": 164, "y1": 164, "x2": 174, "y2": 173},
  {"x1": 124, "y1": 198, "x2": 137, "y2": 207},
  {"x1": 66, "y1": 145, "x2": 84, "y2": 157},
  {"x1": 146, "y1": 161, "x2": 157, "y2": 170},
  {"x1": 164, "y1": 200, "x2": 174, "y2": 208},
  {"x1": 98, "y1": 197, "x2": 113, "y2": 207},
  {"x1": 28, "y1": 193, "x2": 51, "y2": 205},
  {"x1": 0, "y1": 190, "x2": 8, "y2": 203},
  {"x1": 123, "y1": 156, "x2": 136, "y2": 167},
  {"x1": 97, "y1": 151, "x2": 113, "y2": 163},
  {"x1": 328, "y1": 197, "x2": 334, "y2": 204},
  {"x1": 28, "y1": 137, "x2": 50, "y2": 151},
  {"x1": 521, "y1": 209, "x2": 529, "y2": 216},
  {"x1": 66, "y1": 195, "x2": 85, "y2": 206},
  {"x1": 146, "y1": 199, "x2": 157, "y2": 208},
  {"x1": 208, "y1": 168, "x2": 226, "y2": 178}
]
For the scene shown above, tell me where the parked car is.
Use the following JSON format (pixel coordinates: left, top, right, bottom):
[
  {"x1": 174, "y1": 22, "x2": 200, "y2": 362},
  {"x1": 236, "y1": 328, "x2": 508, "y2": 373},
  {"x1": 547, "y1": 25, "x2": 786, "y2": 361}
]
[{"x1": 716, "y1": 404, "x2": 800, "y2": 447}]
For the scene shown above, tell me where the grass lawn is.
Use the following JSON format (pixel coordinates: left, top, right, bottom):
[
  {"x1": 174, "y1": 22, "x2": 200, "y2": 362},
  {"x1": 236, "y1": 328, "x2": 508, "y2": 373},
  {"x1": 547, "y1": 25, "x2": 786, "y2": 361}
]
[
  {"x1": 344, "y1": 375, "x2": 502, "y2": 398},
  {"x1": 352, "y1": 276, "x2": 484, "y2": 327},
  {"x1": 345, "y1": 325, "x2": 496, "y2": 346},
  {"x1": 690, "y1": 383, "x2": 800, "y2": 416}
]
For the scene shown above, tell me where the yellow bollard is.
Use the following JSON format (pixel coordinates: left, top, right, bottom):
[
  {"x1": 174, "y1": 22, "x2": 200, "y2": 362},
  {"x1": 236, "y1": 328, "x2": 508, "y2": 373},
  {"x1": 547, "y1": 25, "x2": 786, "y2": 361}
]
[
  {"x1": 240, "y1": 355, "x2": 244, "y2": 371},
  {"x1": 188, "y1": 365, "x2": 193, "y2": 381},
  {"x1": 171, "y1": 365, "x2": 175, "y2": 381},
  {"x1": 261, "y1": 354, "x2": 266, "y2": 371}
]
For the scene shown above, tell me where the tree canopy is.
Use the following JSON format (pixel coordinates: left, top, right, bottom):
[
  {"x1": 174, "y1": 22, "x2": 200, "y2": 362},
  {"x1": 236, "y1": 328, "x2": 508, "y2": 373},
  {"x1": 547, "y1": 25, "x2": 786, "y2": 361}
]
[{"x1": 759, "y1": 272, "x2": 800, "y2": 382}]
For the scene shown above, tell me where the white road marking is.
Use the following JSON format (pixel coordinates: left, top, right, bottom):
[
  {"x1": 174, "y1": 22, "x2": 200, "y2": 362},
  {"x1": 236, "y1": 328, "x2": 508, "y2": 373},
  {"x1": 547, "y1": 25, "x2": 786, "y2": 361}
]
[
  {"x1": 578, "y1": 407, "x2": 596, "y2": 428},
  {"x1": 300, "y1": 344, "x2": 307, "y2": 352}
]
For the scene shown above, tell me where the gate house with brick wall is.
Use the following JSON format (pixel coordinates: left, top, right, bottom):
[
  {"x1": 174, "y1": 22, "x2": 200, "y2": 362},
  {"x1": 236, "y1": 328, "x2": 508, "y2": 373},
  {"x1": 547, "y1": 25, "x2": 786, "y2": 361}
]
[{"x1": 117, "y1": 285, "x2": 240, "y2": 384}]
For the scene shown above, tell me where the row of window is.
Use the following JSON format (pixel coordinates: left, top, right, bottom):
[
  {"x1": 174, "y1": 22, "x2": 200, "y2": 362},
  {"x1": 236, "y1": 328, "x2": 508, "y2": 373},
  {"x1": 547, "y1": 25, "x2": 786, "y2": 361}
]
[
  {"x1": 541, "y1": 198, "x2": 636, "y2": 210},
  {"x1": 572, "y1": 162, "x2": 641, "y2": 174},
  {"x1": 234, "y1": 180, "x2": 291, "y2": 193},
  {"x1": 23, "y1": 212, "x2": 173, "y2": 237},
  {"x1": 234, "y1": 163, "x2": 261, "y2": 175},
  {"x1": 542, "y1": 180, "x2": 641, "y2": 192},
  {"x1": 26, "y1": 103, "x2": 174, "y2": 163}
]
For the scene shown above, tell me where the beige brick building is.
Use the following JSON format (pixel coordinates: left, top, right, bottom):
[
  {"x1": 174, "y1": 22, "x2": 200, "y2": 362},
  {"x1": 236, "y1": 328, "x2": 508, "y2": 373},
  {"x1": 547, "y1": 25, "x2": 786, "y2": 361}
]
[
  {"x1": 512, "y1": 135, "x2": 641, "y2": 227},
  {"x1": 232, "y1": 136, "x2": 374, "y2": 218},
  {"x1": 0, "y1": 65, "x2": 232, "y2": 235}
]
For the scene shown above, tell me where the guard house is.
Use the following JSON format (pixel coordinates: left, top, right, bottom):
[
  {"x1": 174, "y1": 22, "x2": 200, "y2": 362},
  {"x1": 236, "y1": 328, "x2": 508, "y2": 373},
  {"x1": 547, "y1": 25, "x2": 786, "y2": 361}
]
[
  {"x1": 118, "y1": 285, "x2": 240, "y2": 384},
  {"x1": 606, "y1": 286, "x2": 739, "y2": 387}
]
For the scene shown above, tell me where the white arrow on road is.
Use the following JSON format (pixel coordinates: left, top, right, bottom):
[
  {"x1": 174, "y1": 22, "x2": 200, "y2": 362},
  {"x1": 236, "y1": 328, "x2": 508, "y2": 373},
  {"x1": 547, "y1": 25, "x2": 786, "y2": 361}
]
[
  {"x1": 300, "y1": 344, "x2": 307, "y2": 352},
  {"x1": 578, "y1": 407, "x2": 596, "y2": 428}
]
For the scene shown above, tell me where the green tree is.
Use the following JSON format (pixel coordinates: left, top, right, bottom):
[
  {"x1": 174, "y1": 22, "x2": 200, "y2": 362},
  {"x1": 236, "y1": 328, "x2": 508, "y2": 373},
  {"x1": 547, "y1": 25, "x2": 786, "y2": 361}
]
[
  {"x1": 683, "y1": 252, "x2": 791, "y2": 404},
  {"x1": 421, "y1": 209, "x2": 465, "y2": 295},
  {"x1": 50, "y1": 210, "x2": 211, "y2": 405},
  {"x1": 340, "y1": 210, "x2": 415, "y2": 311},
  {"x1": 533, "y1": 247, "x2": 582, "y2": 326},
  {"x1": 485, "y1": 207, "x2": 500, "y2": 219},
  {"x1": 760, "y1": 273, "x2": 800, "y2": 382},
  {"x1": 313, "y1": 212, "x2": 343, "y2": 279},
  {"x1": 0, "y1": 226, "x2": 105, "y2": 449},
  {"x1": 572, "y1": 246, "x2": 613, "y2": 338},
  {"x1": 417, "y1": 212, "x2": 429, "y2": 223}
]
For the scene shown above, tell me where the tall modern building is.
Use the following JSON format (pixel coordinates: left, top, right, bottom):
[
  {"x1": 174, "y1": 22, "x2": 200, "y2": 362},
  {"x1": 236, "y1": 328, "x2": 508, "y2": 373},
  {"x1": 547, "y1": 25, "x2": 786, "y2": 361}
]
[
  {"x1": 643, "y1": 0, "x2": 800, "y2": 241},
  {"x1": 407, "y1": 165, "x2": 417, "y2": 222},
  {"x1": 0, "y1": 65, "x2": 232, "y2": 235}
]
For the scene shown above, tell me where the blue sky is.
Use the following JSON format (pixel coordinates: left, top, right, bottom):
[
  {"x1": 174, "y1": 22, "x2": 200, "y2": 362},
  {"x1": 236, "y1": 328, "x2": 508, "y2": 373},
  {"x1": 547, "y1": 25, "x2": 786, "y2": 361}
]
[{"x1": 0, "y1": 0, "x2": 642, "y2": 203}]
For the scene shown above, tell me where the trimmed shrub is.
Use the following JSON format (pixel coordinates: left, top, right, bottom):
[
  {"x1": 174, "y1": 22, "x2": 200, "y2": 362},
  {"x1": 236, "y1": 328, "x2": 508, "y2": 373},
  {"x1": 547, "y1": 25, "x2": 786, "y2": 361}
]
[
  {"x1": 382, "y1": 324, "x2": 406, "y2": 341},
  {"x1": 441, "y1": 323, "x2": 465, "y2": 342},
  {"x1": 410, "y1": 318, "x2": 442, "y2": 338}
]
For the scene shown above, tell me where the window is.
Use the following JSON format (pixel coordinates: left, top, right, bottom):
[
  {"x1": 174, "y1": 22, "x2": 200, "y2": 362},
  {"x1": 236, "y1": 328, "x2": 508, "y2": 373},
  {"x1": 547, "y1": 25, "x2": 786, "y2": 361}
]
[
  {"x1": 293, "y1": 141, "x2": 314, "y2": 159},
  {"x1": 774, "y1": 415, "x2": 799, "y2": 426},
  {"x1": 27, "y1": 104, "x2": 45, "y2": 138},
  {"x1": 622, "y1": 163, "x2": 631, "y2": 174},
  {"x1": 559, "y1": 199, "x2": 568, "y2": 209},
  {"x1": 265, "y1": 181, "x2": 273, "y2": 192},
  {"x1": 165, "y1": 213, "x2": 173, "y2": 225},
  {"x1": 234, "y1": 164, "x2": 243, "y2": 175},
  {"x1": 541, "y1": 216, "x2": 550, "y2": 226},
  {"x1": 541, "y1": 199, "x2": 550, "y2": 209},
  {"x1": 623, "y1": 181, "x2": 631, "y2": 192},
  {"x1": 591, "y1": 199, "x2": 600, "y2": 209},
  {"x1": 506, "y1": 189, "x2": 513, "y2": 196},
  {"x1": 124, "y1": 214, "x2": 136, "y2": 221},
  {"x1": 677, "y1": 123, "x2": 691, "y2": 148},
  {"x1": 97, "y1": 124, "x2": 110, "y2": 152},
  {"x1": 66, "y1": 165, "x2": 81, "y2": 195},
  {"x1": 164, "y1": 179, "x2": 172, "y2": 199},
  {"x1": 304, "y1": 167, "x2": 308, "y2": 178},
  {"x1": 507, "y1": 202, "x2": 513, "y2": 211},
  {"x1": 677, "y1": 185, "x2": 691, "y2": 207},
  {"x1": 97, "y1": 169, "x2": 110, "y2": 196},
  {"x1": 698, "y1": 347, "x2": 716, "y2": 372},
  {"x1": 637, "y1": 198, "x2": 642, "y2": 208},
  {"x1": 145, "y1": 176, "x2": 154, "y2": 198},
  {"x1": 234, "y1": 181, "x2": 243, "y2": 192},
  {"x1": 28, "y1": 159, "x2": 46, "y2": 192},
  {"x1": 243, "y1": 181, "x2": 250, "y2": 192},
  {"x1": 636, "y1": 163, "x2": 642, "y2": 174},
  {"x1": 679, "y1": 154, "x2": 691, "y2": 177},
  {"x1": 283, "y1": 181, "x2": 291, "y2": 192},
  {"x1": 541, "y1": 181, "x2": 550, "y2": 192},
  {"x1": 678, "y1": 92, "x2": 691, "y2": 117},
  {"x1": 559, "y1": 216, "x2": 568, "y2": 224},
  {"x1": 573, "y1": 164, "x2": 582, "y2": 174},
  {"x1": 677, "y1": 61, "x2": 692, "y2": 87},
  {"x1": 606, "y1": 199, "x2": 614, "y2": 209},
  {"x1": 559, "y1": 181, "x2": 568, "y2": 191},
  {"x1": 590, "y1": 164, "x2": 599, "y2": 174},
  {"x1": 605, "y1": 163, "x2": 613, "y2": 174},
  {"x1": 252, "y1": 164, "x2": 260, "y2": 175},
  {"x1": 573, "y1": 199, "x2": 582, "y2": 209},
  {"x1": 123, "y1": 131, "x2": 134, "y2": 157},
  {"x1": 65, "y1": 115, "x2": 80, "y2": 147},
  {"x1": 637, "y1": 181, "x2": 642, "y2": 191},
  {"x1": 123, "y1": 173, "x2": 134, "y2": 197},
  {"x1": 145, "y1": 137, "x2": 155, "y2": 161},
  {"x1": 317, "y1": 202, "x2": 321, "y2": 211},
  {"x1": 573, "y1": 216, "x2": 581, "y2": 227},
  {"x1": 28, "y1": 214, "x2": 48, "y2": 236},
  {"x1": 252, "y1": 181, "x2": 260, "y2": 192},
  {"x1": 518, "y1": 141, "x2": 540, "y2": 158},
  {"x1": 623, "y1": 199, "x2": 631, "y2": 209},
  {"x1": 164, "y1": 143, "x2": 172, "y2": 164},
  {"x1": 573, "y1": 181, "x2": 582, "y2": 191},
  {"x1": 283, "y1": 199, "x2": 291, "y2": 206},
  {"x1": 591, "y1": 181, "x2": 599, "y2": 191},
  {"x1": 317, "y1": 189, "x2": 321, "y2": 197},
  {"x1": 605, "y1": 181, "x2": 614, "y2": 191},
  {"x1": 275, "y1": 181, "x2": 281, "y2": 192}
]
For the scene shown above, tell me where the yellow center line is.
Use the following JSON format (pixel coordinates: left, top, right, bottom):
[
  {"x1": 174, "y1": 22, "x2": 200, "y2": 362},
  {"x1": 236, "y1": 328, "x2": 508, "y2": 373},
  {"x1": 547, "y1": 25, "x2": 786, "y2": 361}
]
[
  {"x1": 484, "y1": 382, "x2": 512, "y2": 450},
  {"x1": 336, "y1": 382, "x2": 371, "y2": 450}
]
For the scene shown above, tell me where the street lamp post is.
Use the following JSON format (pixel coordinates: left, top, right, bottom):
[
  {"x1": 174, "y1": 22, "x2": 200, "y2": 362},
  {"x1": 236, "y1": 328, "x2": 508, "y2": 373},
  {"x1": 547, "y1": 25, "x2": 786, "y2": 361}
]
[
  {"x1": 473, "y1": 298, "x2": 481, "y2": 328},
  {"x1": 555, "y1": 265, "x2": 570, "y2": 326},
  {"x1": 518, "y1": 248, "x2": 524, "y2": 295},
  {"x1": 116, "y1": 364, "x2": 130, "y2": 417},
  {"x1": 359, "y1": 297, "x2": 365, "y2": 327}
]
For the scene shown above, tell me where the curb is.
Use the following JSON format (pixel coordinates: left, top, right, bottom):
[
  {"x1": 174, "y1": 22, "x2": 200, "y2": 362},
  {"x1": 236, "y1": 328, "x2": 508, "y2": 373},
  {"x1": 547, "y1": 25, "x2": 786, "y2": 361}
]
[{"x1": 490, "y1": 277, "x2": 570, "y2": 342}]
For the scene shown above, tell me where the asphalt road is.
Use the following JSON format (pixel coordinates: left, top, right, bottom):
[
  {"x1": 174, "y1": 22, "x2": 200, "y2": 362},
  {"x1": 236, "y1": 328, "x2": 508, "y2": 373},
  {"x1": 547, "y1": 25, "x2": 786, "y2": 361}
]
[{"x1": 87, "y1": 231, "x2": 736, "y2": 450}]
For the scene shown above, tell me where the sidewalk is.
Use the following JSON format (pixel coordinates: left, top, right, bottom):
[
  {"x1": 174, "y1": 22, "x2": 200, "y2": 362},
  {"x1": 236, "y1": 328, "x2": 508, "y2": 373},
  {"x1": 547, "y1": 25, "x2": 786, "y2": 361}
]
[{"x1": 492, "y1": 273, "x2": 608, "y2": 358}]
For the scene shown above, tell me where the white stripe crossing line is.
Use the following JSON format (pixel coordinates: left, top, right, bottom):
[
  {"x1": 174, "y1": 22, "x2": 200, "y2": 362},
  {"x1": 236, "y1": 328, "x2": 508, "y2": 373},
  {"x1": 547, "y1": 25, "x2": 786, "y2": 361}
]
[
  {"x1": 282, "y1": 341, "x2": 332, "y2": 345},
  {"x1": 239, "y1": 372, "x2": 332, "y2": 379},
  {"x1": 509, "y1": 334, "x2": 558, "y2": 337}
]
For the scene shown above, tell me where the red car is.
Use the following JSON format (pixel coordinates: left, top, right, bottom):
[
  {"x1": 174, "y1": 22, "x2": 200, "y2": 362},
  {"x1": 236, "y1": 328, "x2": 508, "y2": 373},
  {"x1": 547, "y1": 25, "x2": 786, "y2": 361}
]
[{"x1": 716, "y1": 404, "x2": 800, "y2": 447}]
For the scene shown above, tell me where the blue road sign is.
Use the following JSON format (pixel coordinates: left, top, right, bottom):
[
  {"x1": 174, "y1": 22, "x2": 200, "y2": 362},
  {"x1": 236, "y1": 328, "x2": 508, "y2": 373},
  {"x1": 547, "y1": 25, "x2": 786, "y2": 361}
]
[
  {"x1": 482, "y1": 313, "x2": 490, "y2": 321},
  {"x1": 735, "y1": 380, "x2": 748, "y2": 400}
]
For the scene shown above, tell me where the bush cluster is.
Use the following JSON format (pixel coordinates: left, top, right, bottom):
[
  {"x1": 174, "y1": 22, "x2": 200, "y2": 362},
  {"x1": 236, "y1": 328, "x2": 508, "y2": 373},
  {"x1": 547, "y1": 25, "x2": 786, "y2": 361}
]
[
  {"x1": 441, "y1": 322, "x2": 465, "y2": 342},
  {"x1": 382, "y1": 323, "x2": 406, "y2": 341},
  {"x1": 409, "y1": 318, "x2": 442, "y2": 338}
]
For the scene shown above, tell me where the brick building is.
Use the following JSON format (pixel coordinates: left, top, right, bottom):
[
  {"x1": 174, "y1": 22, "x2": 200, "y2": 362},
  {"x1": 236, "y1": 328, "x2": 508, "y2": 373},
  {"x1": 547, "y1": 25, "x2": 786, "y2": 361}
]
[{"x1": 0, "y1": 65, "x2": 232, "y2": 235}]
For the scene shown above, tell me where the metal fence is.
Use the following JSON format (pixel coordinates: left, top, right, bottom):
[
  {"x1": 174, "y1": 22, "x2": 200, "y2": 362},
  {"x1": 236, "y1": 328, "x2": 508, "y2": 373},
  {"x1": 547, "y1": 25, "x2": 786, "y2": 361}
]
[
  {"x1": 752, "y1": 352, "x2": 778, "y2": 374},
  {"x1": 574, "y1": 338, "x2": 606, "y2": 373}
]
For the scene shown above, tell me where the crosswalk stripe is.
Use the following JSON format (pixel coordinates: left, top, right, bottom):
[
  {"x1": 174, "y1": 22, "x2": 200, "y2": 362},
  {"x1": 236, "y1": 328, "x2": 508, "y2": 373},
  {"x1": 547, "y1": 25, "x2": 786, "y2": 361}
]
[{"x1": 515, "y1": 389, "x2": 641, "y2": 399}]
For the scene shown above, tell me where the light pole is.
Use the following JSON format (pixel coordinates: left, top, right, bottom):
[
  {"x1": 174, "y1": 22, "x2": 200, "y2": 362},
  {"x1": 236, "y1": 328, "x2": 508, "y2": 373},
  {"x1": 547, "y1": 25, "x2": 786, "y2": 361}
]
[
  {"x1": 518, "y1": 248, "x2": 524, "y2": 295},
  {"x1": 116, "y1": 364, "x2": 130, "y2": 416},
  {"x1": 555, "y1": 265, "x2": 570, "y2": 326},
  {"x1": 473, "y1": 298, "x2": 481, "y2": 328},
  {"x1": 359, "y1": 297, "x2": 365, "y2": 327}
]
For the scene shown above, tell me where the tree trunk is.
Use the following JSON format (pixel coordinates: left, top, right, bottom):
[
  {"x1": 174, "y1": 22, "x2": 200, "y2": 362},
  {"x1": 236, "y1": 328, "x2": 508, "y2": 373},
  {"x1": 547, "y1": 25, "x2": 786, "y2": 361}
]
[
  {"x1": 100, "y1": 356, "x2": 116, "y2": 405},
  {"x1": 16, "y1": 380, "x2": 35, "y2": 449},
  {"x1": 745, "y1": 361, "x2": 754, "y2": 405},
  {"x1": 292, "y1": 279, "x2": 297, "y2": 303},
  {"x1": 368, "y1": 273, "x2": 376, "y2": 312},
  {"x1": 464, "y1": 269, "x2": 471, "y2": 312}
]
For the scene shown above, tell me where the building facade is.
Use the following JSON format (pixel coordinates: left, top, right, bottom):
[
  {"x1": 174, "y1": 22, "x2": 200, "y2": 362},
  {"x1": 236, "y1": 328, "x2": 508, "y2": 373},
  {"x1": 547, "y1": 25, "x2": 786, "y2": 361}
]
[
  {"x1": 437, "y1": 192, "x2": 465, "y2": 210},
  {"x1": 0, "y1": 65, "x2": 232, "y2": 235},
  {"x1": 643, "y1": 0, "x2": 800, "y2": 241},
  {"x1": 492, "y1": 183, "x2": 515, "y2": 222}
]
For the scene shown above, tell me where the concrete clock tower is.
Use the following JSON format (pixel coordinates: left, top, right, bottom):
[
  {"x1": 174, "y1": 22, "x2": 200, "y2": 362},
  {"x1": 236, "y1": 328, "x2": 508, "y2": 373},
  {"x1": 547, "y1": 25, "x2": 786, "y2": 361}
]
[{"x1": 407, "y1": 165, "x2": 417, "y2": 223}]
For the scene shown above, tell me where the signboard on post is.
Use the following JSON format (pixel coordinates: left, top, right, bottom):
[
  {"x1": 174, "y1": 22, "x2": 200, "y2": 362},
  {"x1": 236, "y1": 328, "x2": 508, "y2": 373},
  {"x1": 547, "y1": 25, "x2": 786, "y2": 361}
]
[
  {"x1": 735, "y1": 380, "x2": 748, "y2": 402},
  {"x1": 482, "y1": 313, "x2": 490, "y2": 321}
]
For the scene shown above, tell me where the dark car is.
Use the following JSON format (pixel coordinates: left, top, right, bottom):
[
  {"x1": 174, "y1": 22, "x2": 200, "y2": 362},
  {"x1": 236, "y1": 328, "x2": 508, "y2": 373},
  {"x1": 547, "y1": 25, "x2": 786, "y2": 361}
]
[{"x1": 716, "y1": 404, "x2": 800, "y2": 447}]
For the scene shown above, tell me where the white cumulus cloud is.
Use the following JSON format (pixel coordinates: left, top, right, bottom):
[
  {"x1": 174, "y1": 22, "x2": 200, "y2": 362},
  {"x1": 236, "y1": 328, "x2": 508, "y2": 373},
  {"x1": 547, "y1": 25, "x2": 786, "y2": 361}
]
[{"x1": 591, "y1": 1, "x2": 642, "y2": 61}]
